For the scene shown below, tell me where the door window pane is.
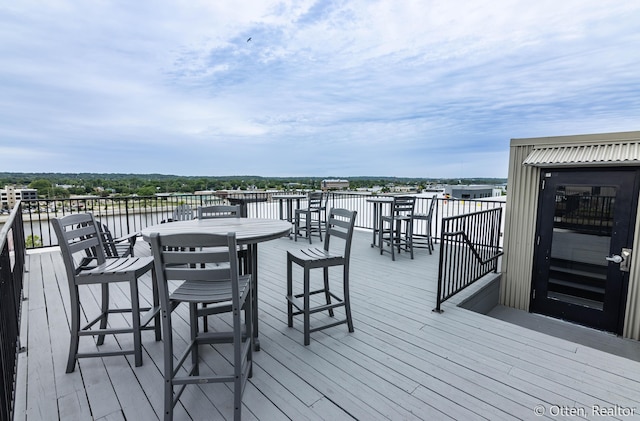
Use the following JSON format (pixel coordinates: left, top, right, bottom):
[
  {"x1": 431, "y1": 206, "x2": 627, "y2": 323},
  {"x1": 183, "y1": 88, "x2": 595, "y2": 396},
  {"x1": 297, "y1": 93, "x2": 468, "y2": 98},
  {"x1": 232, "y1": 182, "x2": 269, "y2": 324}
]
[{"x1": 547, "y1": 185, "x2": 615, "y2": 310}]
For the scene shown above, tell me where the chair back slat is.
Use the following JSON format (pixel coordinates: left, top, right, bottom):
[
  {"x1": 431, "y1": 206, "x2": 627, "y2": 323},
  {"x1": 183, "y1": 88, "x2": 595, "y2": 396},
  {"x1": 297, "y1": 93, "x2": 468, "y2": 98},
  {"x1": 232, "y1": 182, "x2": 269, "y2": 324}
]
[
  {"x1": 326, "y1": 228, "x2": 347, "y2": 241},
  {"x1": 149, "y1": 232, "x2": 240, "y2": 297},
  {"x1": 324, "y1": 208, "x2": 357, "y2": 257},
  {"x1": 72, "y1": 224, "x2": 99, "y2": 239},
  {"x1": 198, "y1": 205, "x2": 241, "y2": 219},
  {"x1": 67, "y1": 236, "x2": 101, "y2": 255},
  {"x1": 161, "y1": 249, "x2": 231, "y2": 266},
  {"x1": 426, "y1": 195, "x2": 437, "y2": 219},
  {"x1": 52, "y1": 213, "x2": 108, "y2": 289},
  {"x1": 392, "y1": 196, "x2": 416, "y2": 216},
  {"x1": 308, "y1": 192, "x2": 323, "y2": 209},
  {"x1": 172, "y1": 204, "x2": 194, "y2": 221},
  {"x1": 165, "y1": 266, "x2": 232, "y2": 282},
  {"x1": 326, "y1": 215, "x2": 350, "y2": 240}
]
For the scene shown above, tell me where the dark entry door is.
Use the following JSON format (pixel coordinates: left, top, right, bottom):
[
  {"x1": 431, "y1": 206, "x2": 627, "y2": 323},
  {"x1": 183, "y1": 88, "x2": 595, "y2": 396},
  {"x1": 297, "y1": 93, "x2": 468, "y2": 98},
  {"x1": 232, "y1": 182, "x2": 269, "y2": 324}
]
[{"x1": 531, "y1": 169, "x2": 639, "y2": 334}]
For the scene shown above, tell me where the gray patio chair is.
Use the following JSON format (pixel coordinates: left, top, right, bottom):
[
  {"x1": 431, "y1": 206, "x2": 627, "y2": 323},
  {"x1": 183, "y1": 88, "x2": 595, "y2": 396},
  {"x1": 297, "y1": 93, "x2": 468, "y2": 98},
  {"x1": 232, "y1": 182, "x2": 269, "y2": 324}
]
[
  {"x1": 287, "y1": 208, "x2": 357, "y2": 345},
  {"x1": 412, "y1": 195, "x2": 436, "y2": 254},
  {"x1": 379, "y1": 196, "x2": 416, "y2": 261},
  {"x1": 52, "y1": 213, "x2": 160, "y2": 373},
  {"x1": 196, "y1": 204, "x2": 247, "y2": 332},
  {"x1": 149, "y1": 232, "x2": 252, "y2": 421},
  {"x1": 172, "y1": 204, "x2": 194, "y2": 221},
  {"x1": 98, "y1": 222, "x2": 138, "y2": 258},
  {"x1": 294, "y1": 192, "x2": 325, "y2": 244}
]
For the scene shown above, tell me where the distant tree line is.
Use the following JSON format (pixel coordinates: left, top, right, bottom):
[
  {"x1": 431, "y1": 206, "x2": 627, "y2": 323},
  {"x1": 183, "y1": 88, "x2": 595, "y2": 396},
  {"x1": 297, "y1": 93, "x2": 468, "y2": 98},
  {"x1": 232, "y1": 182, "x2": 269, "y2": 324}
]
[{"x1": 0, "y1": 172, "x2": 506, "y2": 199}]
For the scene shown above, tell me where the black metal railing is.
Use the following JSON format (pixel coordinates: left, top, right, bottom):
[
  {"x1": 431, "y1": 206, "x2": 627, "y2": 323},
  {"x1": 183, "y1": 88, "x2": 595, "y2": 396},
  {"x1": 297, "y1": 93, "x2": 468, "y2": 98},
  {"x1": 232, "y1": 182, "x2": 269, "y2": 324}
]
[
  {"x1": 15, "y1": 192, "x2": 506, "y2": 249},
  {"x1": 0, "y1": 201, "x2": 26, "y2": 421},
  {"x1": 434, "y1": 207, "x2": 504, "y2": 312},
  {"x1": 20, "y1": 194, "x2": 224, "y2": 248}
]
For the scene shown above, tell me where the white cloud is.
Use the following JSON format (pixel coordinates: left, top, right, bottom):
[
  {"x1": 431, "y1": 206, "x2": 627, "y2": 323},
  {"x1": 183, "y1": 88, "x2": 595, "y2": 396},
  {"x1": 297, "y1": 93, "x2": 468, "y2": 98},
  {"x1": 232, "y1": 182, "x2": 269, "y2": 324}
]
[{"x1": 1, "y1": 0, "x2": 639, "y2": 177}]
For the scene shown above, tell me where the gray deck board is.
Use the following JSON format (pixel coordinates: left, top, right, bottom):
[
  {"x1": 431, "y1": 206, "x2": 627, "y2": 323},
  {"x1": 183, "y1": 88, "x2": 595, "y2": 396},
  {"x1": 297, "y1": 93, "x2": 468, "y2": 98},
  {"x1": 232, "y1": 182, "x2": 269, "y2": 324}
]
[{"x1": 15, "y1": 229, "x2": 640, "y2": 420}]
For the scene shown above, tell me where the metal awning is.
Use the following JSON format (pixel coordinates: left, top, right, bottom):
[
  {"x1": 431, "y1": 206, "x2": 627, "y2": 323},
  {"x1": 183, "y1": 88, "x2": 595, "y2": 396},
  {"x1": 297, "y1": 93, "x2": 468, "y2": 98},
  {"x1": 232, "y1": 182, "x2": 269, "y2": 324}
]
[{"x1": 523, "y1": 142, "x2": 640, "y2": 167}]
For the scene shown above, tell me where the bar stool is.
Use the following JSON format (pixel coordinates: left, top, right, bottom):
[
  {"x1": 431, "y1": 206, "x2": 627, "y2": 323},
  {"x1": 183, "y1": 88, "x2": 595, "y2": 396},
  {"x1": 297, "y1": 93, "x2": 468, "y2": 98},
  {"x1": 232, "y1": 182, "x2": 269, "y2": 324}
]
[
  {"x1": 287, "y1": 208, "x2": 357, "y2": 345},
  {"x1": 294, "y1": 192, "x2": 325, "y2": 243},
  {"x1": 379, "y1": 196, "x2": 416, "y2": 261},
  {"x1": 412, "y1": 195, "x2": 436, "y2": 254}
]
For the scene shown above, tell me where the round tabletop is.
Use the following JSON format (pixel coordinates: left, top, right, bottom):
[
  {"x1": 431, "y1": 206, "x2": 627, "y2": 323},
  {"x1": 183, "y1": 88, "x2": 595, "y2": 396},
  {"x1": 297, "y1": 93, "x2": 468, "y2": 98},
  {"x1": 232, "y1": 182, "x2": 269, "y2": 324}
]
[
  {"x1": 141, "y1": 218, "x2": 292, "y2": 245},
  {"x1": 366, "y1": 197, "x2": 394, "y2": 203}
]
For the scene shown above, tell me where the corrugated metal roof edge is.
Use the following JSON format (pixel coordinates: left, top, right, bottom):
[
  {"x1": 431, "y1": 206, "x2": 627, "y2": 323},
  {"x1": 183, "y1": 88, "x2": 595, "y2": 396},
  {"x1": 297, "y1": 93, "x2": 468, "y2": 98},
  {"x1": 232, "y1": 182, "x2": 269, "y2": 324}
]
[
  {"x1": 523, "y1": 143, "x2": 640, "y2": 166},
  {"x1": 511, "y1": 130, "x2": 640, "y2": 147}
]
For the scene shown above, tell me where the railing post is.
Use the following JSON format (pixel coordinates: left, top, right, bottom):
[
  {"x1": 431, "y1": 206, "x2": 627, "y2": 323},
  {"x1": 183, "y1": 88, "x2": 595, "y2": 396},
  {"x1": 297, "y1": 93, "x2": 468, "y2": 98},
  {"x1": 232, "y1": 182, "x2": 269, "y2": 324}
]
[
  {"x1": 124, "y1": 198, "x2": 131, "y2": 235},
  {"x1": 434, "y1": 242, "x2": 445, "y2": 313}
]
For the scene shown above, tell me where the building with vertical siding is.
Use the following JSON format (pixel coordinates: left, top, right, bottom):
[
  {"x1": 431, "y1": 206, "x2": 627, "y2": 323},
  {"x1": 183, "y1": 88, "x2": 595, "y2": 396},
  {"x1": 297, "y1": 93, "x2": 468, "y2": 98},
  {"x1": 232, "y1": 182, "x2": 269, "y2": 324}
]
[{"x1": 501, "y1": 130, "x2": 640, "y2": 340}]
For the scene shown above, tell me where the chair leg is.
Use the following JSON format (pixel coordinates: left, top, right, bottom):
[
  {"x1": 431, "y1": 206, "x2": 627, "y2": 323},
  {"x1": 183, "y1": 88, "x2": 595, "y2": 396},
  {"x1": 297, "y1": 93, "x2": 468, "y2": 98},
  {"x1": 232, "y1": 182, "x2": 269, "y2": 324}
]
[
  {"x1": 294, "y1": 212, "x2": 300, "y2": 242},
  {"x1": 395, "y1": 220, "x2": 403, "y2": 254},
  {"x1": 323, "y1": 267, "x2": 334, "y2": 317},
  {"x1": 288, "y1": 258, "x2": 355, "y2": 345},
  {"x1": 233, "y1": 287, "x2": 252, "y2": 421},
  {"x1": 390, "y1": 220, "x2": 396, "y2": 261},
  {"x1": 129, "y1": 279, "x2": 143, "y2": 367},
  {"x1": 97, "y1": 283, "x2": 110, "y2": 345},
  {"x1": 66, "y1": 285, "x2": 81, "y2": 373},
  {"x1": 240, "y1": 249, "x2": 250, "y2": 275},
  {"x1": 152, "y1": 270, "x2": 162, "y2": 341},
  {"x1": 161, "y1": 304, "x2": 175, "y2": 421},
  {"x1": 245, "y1": 286, "x2": 253, "y2": 378},
  {"x1": 407, "y1": 220, "x2": 414, "y2": 259},
  {"x1": 306, "y1": 212, "x2": 312, "y2": 244},
  {"x1": 202, "y1": 303, "x2": 209, "y2": 332},
  {"x1": 234, "y1": 374, "x2": 242, "y2": 421},
  {"x1": 189, "y1": 303, "x2": 199, "y2": 375},
  {"x1": 379, "y1": 219, "x2": 385, "y2": 255},
  {"x1": 287, "y1": 257, "x2": 294, "y2": 327},
  {"x1": 303, "y1": 267, "x2": 311, "y2": 346},
  {"x1": 233, "y1": 302, "x2": 242, "y2": 421},
  {"x1": 343, "y1": 267, "x2": 354, "y2": 333}
]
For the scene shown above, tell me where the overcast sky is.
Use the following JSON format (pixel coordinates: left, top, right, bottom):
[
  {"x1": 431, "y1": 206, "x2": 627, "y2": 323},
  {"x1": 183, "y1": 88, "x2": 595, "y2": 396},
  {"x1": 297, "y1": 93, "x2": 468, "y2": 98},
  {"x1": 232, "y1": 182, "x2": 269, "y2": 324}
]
[{"x1": 1, "y1": 1, "x2": 639, "y2": 178}]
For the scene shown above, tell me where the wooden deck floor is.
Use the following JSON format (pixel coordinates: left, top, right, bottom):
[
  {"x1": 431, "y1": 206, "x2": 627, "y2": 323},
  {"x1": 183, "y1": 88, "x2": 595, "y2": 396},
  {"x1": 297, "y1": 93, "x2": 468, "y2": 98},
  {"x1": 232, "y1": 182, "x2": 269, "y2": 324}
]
[{"x1": 14, "y1": 229, "x2": 640, "y2": 420}]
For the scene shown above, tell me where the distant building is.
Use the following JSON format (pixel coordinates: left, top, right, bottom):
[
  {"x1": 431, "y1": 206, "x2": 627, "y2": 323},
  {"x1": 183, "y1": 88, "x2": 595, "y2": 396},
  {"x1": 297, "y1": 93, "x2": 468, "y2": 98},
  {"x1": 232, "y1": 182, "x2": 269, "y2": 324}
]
[
  {"x1": 321, "y1": 179, "x2": 349, "y2": 191},
  {"x1": 421, "y1": 187, "x2": 446, "y2": 197},
  {"x1": 388, "y1": 185, "x2": 418, "y2": 193},
  {"x1": 1, "y1": 185, "x2": 38, "y2": 209},
  {"x1": 444, "y1": 185, "x2": 501, "y2": 199}
]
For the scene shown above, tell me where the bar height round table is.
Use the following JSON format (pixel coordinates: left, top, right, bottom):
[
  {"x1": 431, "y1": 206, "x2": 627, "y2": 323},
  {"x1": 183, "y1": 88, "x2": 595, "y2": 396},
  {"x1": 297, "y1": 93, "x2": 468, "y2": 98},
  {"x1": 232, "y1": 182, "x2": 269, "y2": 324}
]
[
  {"x1": 141, "y1": 217, "x2": 291, "y2": 350},
  {"x1": 366, "y1": 197, "x2": 394, "y2": 248}
]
